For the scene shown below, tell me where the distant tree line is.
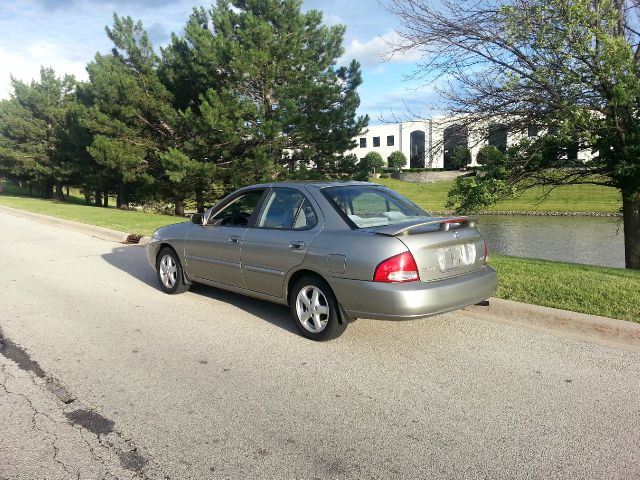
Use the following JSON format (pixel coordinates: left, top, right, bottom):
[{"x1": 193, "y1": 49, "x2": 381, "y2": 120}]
[{"x1": 0, "y1": 0, "x2": 369, "y2": 215}]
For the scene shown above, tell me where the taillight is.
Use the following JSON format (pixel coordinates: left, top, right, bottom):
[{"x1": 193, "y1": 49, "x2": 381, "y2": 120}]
[
  {"x1": 373, "y1": 251, "x2": 420, "y2": 283},
  {"x1": 483, "y1": 239, "x2": 489, "y2": 264}
]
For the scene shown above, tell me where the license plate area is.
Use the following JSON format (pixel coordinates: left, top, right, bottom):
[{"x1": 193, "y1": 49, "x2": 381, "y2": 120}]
[{"x1": 436, "y1": 243, "x2": 477, "y2": 271}]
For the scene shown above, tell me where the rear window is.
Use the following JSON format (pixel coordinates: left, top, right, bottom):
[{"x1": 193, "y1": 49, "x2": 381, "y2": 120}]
[{"x1": 323, "y1": 186, "x2": 431, "y2": 229}]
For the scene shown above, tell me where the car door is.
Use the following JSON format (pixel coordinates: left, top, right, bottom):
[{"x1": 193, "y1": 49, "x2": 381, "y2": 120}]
[
  {"x1": 184, "y1": 189, "x2": 266, "y2": 287},
  {"x1": 241, "y1": 187, "x2": 322, "y2": 298}
]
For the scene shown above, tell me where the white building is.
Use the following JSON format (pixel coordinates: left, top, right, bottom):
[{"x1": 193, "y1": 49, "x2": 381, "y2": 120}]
[{"x1": 345, "y1": 117, "x2": 593, "y2": 169}]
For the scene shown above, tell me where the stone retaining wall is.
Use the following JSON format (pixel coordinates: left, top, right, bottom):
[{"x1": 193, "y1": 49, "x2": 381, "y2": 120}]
[
  {"x1": 430, "y1": 210, "x2": 622, "y2": 217},
  {"x1": 391, "y1": 170, "x2": 470, "y2": 183}
]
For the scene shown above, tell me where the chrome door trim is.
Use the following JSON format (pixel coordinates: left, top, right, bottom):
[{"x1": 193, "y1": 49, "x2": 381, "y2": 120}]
[
  {"x1": 185, "y1": 254, "x2": 240, "y2": 268},
  {"x1": 243, "y1": 264, "x2": 284, "y2": 276}
]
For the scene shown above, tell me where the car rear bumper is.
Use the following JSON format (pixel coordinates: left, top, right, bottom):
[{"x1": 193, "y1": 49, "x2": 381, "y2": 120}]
[{"x1": 329, "y1": 265, "x2": 498, "y2": 320}]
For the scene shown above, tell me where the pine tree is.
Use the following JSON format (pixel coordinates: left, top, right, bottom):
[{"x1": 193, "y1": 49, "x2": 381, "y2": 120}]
[
  {"x1": 160, "y1": 0, "x2": 368, "y2": 186},
  {"x1": 0, "y1": 68, "x2": 79, "y2": 199}
]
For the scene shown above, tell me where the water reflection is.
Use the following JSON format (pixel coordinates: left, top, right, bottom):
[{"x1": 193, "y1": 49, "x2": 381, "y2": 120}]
[{"x1": 477, "y1": 215, "x2": 625, "y2": 268}]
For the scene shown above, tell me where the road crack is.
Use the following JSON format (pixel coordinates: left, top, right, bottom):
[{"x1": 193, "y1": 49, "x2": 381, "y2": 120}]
[{"x1": 0, "y1": 336, "x2": 166, "y2": 479}]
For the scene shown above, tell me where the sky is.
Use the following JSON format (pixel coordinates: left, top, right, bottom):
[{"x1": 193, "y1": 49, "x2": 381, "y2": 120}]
[{"x1": 0, "y1": 0, "x2": 439, "y2": 123}]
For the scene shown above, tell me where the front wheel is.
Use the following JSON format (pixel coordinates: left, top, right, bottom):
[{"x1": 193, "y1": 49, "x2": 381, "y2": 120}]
[
  {"x1": 290, "y1": 276, "x2": 347, "y2": 341},
  {"x1": 156, "y1": 247, "x2": 189, "y2": 294}
]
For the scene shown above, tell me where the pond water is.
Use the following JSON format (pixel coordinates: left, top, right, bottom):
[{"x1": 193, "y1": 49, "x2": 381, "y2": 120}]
[{"x1": 477, "y1": 215, "x2": 625, "y2": 268}]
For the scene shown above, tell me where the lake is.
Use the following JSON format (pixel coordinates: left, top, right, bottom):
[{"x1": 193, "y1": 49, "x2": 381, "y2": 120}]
[{"x1": 477, "y1": 215, "x2": 625, "y2": 268}]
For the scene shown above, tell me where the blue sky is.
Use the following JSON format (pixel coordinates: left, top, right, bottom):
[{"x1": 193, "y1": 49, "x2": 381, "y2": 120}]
[{"x1": 0, "y1": 0, "x2": 438, "y2": 122}]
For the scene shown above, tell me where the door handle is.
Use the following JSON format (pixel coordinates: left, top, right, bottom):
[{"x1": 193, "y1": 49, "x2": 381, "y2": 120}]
[
  {"x1": 228, "y1": 236, "x2": 241, "y2": 244},
  {"x1": 289, "y1": 241, "x2": 305, "y2": 250}
]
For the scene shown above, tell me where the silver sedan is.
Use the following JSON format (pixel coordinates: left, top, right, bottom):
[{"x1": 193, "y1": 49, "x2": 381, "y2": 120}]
[{"x1": 147, "y1": 181, "x2": 497, "y2": 340}]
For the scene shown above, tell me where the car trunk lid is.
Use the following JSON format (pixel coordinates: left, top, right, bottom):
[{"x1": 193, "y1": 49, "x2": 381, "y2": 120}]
[{"x1": 367, "y1": 216, "x2": 486, "y2": 282}]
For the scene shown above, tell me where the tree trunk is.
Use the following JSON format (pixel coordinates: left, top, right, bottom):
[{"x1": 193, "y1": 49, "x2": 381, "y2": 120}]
[
  {"x1": 28, "y1": 183, "x2": 32, "y2": 196},
  {"x1": 66, "y1": 186, "x2": 70, "y2": 196},
  {"x1": 42, "y1": 183, "x2": 53, "y2": 199},
  {"x1": 195, "y1": 191, "x2": 205, "y2": 214},
  {"x1": 95, "y1": 191, "x2": 103, "y2": 207},
  {"x1": 117, "y1": 183, "x2": 128, "y2": 210},
  {"x1": 55, "y1": 183, "x2": 65, "y2": 201},
  {"x1": 103, "y1": 192, "x2": 109, "y2": 208},
  {"x1": 175, "y1": 199, "x2": 185, "y2": 217},
  {"x1": 84, "y1": 192, "x2": 92, "y2": 205},
  {"x1": 622, "y1": 191, "x2": 640, "y2": 269}
]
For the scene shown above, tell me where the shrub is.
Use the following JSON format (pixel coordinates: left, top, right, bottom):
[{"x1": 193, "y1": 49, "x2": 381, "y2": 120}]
[
  {"x1": 360, "y1": 151, "x2": 385, "y2": 174},
  {"x1": 387, "y1": 150, "x2": 407, "y2": 170},
  {"x1": 449, "y1": 146, "x2": 472, "y2": 170},
  {"x1": 476, "y1": 145, "x2": 506, "y2": 168}
]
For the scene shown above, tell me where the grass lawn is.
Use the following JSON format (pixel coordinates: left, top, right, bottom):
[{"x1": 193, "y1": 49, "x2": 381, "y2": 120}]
[
  {"x1": 376, "y1": 177, "x2": 622, "y2": 213},
  {"x1": 0, "y1": 184, "x2": 180, "y2": 236},
  {"x1": 491, "y1": 255, "x2": 640, "y2": 323}
]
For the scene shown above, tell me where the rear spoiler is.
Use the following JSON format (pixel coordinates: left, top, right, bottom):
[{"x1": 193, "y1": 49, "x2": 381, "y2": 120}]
[{"x1": 372, "y1": 216, "x2": 479, "y2": 236}]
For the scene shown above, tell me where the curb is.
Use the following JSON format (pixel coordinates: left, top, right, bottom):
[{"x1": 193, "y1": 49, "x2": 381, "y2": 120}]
[
  {"x1": 0, "y1": 205, "x2": 151, "y2": 245},
  {"x1": 464, "y1": 298, "x2": 640, "y2": 352}
]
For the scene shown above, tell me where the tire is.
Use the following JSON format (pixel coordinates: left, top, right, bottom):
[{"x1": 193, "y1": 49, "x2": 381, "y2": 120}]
[
  {"x1": 156, "y1": 247, "x2": 189, "y2": 295},
  {"x1": 290, "y1": 275, "x2": 347, "y2": 341}
]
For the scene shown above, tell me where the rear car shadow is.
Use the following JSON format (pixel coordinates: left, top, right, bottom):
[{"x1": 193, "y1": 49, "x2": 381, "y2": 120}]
[{"x1": 101, "y1": 245, "x2": 298, "y2": 336}]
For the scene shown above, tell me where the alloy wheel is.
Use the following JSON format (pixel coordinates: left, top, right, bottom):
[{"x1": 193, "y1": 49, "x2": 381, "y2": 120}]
[
  {"x1": 295, "y1": 285, "x2": 330, "y2": 333},
  {"x1": 159, "y1": 254, "x2": 178, "y2": 289}
]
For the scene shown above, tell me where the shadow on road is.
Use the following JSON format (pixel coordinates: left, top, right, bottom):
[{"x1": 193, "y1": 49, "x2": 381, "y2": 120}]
[{"x1": 101, "y1": 245, "x2": 298, "y2": 336}]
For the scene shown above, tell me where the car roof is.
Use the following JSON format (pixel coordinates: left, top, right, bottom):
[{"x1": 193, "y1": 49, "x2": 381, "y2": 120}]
[{"x1": 245, "y1": 180, "x2": 381, "y2": 189}]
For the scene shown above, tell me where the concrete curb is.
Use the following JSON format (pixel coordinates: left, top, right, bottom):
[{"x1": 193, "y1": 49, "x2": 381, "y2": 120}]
[
  {"x1": 0, "y1": 205, "x2": 151, "y2": 245},
  {"x1": 464, "y1": 298, "x2": 640, "y2": 352}
]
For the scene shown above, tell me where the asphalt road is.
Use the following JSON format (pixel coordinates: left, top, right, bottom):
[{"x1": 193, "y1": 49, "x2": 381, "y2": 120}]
[{"x1": 0, "y1": 211, "x2": 639, "y2": 479}]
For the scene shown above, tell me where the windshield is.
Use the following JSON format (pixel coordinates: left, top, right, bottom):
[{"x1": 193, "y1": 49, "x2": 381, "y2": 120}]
[{"x1": 323, "y1": 185, "x2": 431, "y2": 229}]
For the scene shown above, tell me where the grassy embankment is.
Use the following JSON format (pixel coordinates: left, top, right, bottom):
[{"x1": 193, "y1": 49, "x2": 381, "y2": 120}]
[
  {"x1": 0, "y1": 184, "x2": 179, "y2": 235},
  {"x1": 375, "y1": 178, "x2": 622, "y2": 213},
  {"x1": 491, "y1": 255, "x2": 639, "y2": 323},
  {"x1": 1, "y1": 180, "x2": 637, "y2": 322}
]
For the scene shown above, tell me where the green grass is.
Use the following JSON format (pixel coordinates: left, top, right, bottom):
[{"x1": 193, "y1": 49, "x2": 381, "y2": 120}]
[
  {"x1": 376, "y1": 178, "x2": 622, "y2": 213},
  {"x1": 0, "y1": 184, "x2": 180, "y2": 236},
  {"x1": 491, "y1": 255, "x2": 640, "y2": 323}
]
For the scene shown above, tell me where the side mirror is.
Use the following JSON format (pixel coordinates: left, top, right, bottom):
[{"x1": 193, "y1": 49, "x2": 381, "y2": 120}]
[{"x1": 191, "y1": 213, "x2": 205, "y2": 225}]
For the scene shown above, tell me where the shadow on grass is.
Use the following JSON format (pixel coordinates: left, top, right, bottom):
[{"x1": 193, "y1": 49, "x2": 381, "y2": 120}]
[{"x1": 101, "y1": 245, "x2": 298, "y2": 336}]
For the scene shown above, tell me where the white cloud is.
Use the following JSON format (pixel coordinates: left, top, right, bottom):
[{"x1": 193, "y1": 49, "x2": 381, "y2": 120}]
[
  {"x1": 341, "y1": 31, "x2": 422, "y2": 67},
  {"x1": 0, "y1": 41, "x2": 88, "y2": 98}
]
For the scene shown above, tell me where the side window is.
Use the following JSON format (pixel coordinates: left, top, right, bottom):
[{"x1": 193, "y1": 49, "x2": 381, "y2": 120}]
[
  {"x1": 258, "y1": 189, "x2": 317, "y2": 230},
  {"x1": 293, "y1": 198, "x2": 318, "y2": 230},
  {"x1": 208, "y1": 190, "x2": 264, "y2": 226}
]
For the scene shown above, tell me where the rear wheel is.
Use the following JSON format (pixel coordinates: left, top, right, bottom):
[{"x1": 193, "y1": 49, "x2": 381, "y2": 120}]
[
  {"x1": 290, "y1": 276, "x2": 347, "y2": 341},
  {"x1": 156, "y1": 247, "x2": 189, "y2": 294}
]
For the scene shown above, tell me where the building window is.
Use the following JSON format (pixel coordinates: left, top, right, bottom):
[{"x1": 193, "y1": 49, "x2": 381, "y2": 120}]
[
  {"x1": 488, "y1": 123, "x2": 508, "y2": 152},
  {"x1": 359, "y1": 137, "x2": 367, "y2": 148},
  {"x1": 373, "y1": 136, "x2": 380, "y2": 147},
  {"x1": 410, "y1": 130, "x2": 427, "y2": 169},
  {"x1": 527, "y1": 125, "x2": 540, "y2": 137},
  {"x1": 387, "y1": 135, "x2": 394, "y2": 146}
]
